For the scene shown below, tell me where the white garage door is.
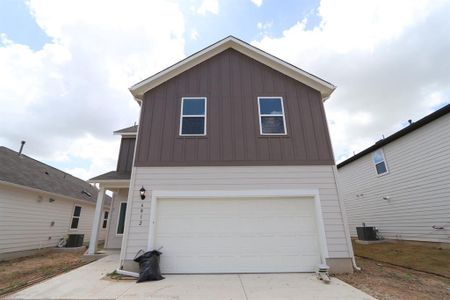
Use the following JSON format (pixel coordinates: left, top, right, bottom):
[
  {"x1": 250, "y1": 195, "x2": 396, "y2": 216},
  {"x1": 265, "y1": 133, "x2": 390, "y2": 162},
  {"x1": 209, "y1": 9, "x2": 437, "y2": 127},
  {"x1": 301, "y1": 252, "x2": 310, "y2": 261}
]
[{"x1": 155, "y1": 197, "x2": 322, "y2": 273}]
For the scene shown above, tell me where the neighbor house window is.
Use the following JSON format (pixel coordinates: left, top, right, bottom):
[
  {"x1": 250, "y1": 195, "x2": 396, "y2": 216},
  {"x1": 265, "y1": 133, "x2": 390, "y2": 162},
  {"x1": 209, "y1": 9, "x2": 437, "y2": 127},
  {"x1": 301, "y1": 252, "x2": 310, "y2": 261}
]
[
  {"x1": 102, "y1": 211, "x2": 109, "y2": 229},
  {"x1": 116, "y1": 202, "x2": 127, "y2": 235},
  {"x1": 70, "y1": 205, "x2": 82, "y2": 229},
  {"x1": 258, "y1": 97, "x2": 287, "y2": 135},
  {"x1": 179, "y1": 97, "x2": 207, "y2": 135},
  {"x1": 372, "y1": 149, "x2": 388, "y2": 175}
]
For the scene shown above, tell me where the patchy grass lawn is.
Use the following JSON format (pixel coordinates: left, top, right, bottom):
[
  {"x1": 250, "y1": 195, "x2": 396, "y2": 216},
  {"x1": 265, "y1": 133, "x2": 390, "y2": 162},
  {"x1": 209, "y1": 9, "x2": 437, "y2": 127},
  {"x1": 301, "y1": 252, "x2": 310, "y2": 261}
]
[
  {"x1": 352, "y1": 240, "x2": 450, "y2": 277},
  {"x1": 336, "y1": 240, "x2": 450, "y2": 300},
  {"x1": 0, "y1": 250, "x2": 87, "y2": 296},
  {"x1": 337, "y1": 257, "x2": 450, "y2": 300}
]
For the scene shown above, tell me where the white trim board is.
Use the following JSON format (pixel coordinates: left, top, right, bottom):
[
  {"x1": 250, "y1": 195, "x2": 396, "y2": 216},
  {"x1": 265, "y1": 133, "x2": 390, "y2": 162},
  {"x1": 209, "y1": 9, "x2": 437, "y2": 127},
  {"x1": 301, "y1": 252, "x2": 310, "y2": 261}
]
[
  {"x1": 147, "y1": 189, "x2": 329, "y2": 265},
  {"x1": 129, "y1": 36, "x2": 335, "y2": 101}
]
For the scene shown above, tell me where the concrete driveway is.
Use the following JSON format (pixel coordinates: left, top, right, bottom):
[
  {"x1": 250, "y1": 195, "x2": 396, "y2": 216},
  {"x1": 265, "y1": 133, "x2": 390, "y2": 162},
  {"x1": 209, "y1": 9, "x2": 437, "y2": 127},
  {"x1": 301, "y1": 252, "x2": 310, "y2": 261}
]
[{"x1": 8, "y1": 254, "x2": 375, "y2": 300}]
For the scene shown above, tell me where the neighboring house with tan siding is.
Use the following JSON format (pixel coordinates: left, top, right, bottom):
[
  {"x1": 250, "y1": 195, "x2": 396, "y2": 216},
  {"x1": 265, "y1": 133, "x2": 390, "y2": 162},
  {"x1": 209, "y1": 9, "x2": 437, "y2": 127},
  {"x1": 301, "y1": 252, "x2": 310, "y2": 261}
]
[
  {"x1": 88, "y1": 36, "x2": 356, "y2": 274},
  {"x1": 337, "y1": 104, "x2": 450, "y2": 244},
  {"x1": 0, "y1": 146, "x2": 110, "y2": 260}
]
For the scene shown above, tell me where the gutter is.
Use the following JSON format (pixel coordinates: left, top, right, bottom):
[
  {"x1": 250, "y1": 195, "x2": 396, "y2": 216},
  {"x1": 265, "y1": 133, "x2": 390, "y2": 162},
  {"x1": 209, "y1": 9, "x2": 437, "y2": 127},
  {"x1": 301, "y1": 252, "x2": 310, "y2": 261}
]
[{"x1": 0, "y1": 180, "x2": 101, "y2": 207}]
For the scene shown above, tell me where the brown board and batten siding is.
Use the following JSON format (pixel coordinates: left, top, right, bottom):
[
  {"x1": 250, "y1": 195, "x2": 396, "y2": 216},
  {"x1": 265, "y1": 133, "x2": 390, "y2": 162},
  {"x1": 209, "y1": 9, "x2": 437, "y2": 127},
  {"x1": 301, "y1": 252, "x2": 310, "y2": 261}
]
[
  {"x1": 135, "y1": 48, "x2": 334, "y2": 167},
  {"x1": 117, "y1": 138, "x2": 136, "y2": 172}
]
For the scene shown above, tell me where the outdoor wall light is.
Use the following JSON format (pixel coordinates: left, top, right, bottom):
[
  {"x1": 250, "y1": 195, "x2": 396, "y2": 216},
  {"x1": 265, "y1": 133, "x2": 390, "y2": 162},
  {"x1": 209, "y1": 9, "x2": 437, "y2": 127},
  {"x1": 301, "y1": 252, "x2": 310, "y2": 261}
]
[{"x1": 140, "y1": 186, "x2": 146, "y2": 200}]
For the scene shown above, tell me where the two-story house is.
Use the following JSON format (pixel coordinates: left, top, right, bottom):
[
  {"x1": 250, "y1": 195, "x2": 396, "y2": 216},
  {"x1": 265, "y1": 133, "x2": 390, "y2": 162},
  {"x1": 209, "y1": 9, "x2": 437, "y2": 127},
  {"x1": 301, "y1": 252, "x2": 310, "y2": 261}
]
[
  {"x1": 337, "y1": 103, "x2": 450, "y2": 244},
  {"x1": 88, "y1": 36, "x2": 355, "y2": 274}
]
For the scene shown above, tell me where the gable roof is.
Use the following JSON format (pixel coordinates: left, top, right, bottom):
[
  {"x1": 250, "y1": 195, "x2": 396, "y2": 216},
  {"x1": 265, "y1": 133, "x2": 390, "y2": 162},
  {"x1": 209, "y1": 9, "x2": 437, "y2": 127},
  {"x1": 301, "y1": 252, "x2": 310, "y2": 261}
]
[
  {"x1": 89, "y1": 170, "x2": 131, "y2": 182},
  {"x1": 113, "y1": 125, "x2": 138, "y2": 136},
  {"x1": 337, "y1": 103, "x2": 450, "y2": 169},
  {"x1": 0, "y1": 146, "x2": 111, "y2": 205},
  {"x1": 129, "y1": 36, "x2": 336, "y2": 101}
]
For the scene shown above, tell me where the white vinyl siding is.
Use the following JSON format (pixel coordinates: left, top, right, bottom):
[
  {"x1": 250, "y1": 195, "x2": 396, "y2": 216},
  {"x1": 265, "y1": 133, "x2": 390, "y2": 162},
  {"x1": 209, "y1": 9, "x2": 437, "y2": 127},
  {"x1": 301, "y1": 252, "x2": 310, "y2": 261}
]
[
  {"x1": 338, "y1": 113, "x2": 450, "y2": 243},
  {"x1": 0, "y1": 184, "x2": 106, "y2": 256},
  {"x1": 122, "y1": 165, "x2": 351, "y2": 261}
]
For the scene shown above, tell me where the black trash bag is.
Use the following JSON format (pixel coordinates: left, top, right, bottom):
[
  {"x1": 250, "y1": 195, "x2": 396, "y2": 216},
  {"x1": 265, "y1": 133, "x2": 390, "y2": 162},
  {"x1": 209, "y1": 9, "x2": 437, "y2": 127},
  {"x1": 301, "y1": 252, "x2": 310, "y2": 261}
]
[{"x1": 134, "y1": 250, "x2": 164, "y2": 283}]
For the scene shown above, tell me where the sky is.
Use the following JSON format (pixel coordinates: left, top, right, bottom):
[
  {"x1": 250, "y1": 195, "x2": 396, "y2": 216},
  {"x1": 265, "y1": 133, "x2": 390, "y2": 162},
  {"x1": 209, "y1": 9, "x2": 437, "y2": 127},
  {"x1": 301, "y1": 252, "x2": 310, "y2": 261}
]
[{"x1": 0, "y1": 0, "x2": 449, "y2": 180}]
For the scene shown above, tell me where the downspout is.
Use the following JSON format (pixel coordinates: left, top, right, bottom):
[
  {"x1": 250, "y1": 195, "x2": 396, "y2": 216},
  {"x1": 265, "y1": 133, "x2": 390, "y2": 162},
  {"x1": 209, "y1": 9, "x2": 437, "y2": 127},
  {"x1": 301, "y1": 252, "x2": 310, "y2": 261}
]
[{"x1": 332, "y1": 166, "x2": 361, "y2": 271}]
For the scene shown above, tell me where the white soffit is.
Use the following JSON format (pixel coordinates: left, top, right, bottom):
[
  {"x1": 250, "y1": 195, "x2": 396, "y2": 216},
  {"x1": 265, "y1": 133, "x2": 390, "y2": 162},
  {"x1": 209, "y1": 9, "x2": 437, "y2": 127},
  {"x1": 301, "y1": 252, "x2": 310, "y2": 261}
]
[{"x1": 129, "y1": 36, "x2": 336, "y2": 101}]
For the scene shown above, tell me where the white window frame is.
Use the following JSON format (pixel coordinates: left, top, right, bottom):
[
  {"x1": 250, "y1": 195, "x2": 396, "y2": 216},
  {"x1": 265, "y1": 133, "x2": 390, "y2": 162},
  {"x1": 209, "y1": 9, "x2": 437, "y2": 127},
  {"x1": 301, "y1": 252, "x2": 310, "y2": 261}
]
[
  {"x1": 70, "y1": 205, "x2": 82, "y2": 230},
  {"x1": 116, "y1": 201, "x2": 127, "y2": 236},
  {"x1": 179, "y1": 97, "x2": 207, "y2": 136},
  {"x1": 372, "y1": 149, "x2": 389, "y2": 176},
  {"x1": 257, "y1": 96, "x2": 287, "y2": 135},
  {"x1": 102, "y1": 210, "x2": 109, "y2": 229}
]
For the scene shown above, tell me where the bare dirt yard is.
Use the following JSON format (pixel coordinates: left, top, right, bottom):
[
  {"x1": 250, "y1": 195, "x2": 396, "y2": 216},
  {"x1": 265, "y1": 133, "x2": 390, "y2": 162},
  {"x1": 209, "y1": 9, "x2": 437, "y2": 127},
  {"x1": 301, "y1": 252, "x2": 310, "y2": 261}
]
[
  {"x1": 0, "y1": 249, "x2": 87, "y2": 297},
  {"x1": 336, "y1": 240, "x2": 450, "y2": 300}
]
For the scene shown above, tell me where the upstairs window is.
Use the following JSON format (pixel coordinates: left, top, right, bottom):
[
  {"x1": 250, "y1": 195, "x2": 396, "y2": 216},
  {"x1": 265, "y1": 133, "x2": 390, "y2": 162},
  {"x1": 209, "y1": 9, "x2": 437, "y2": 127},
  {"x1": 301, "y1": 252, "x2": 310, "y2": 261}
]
[
  {"x1": 70, "y1": 205, "x2": 82, "y2": 229},
  {"x1": 180, "y1": 97, "x2": 207, "y2": 136},
  {"x1": 372, "y1": 149, "x2": 388, "y2": 175},
  {"x1": 258, "y1": 97, "x2": 287, "y2": 135}
]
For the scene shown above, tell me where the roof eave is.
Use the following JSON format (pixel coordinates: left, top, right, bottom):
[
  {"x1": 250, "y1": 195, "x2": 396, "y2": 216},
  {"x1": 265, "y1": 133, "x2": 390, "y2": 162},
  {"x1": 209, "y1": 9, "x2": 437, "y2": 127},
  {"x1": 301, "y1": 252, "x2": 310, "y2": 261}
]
[
  {"x1": 0, "y1": 179, "x2": 101, "y2": 206},
  {"x1": 113, "y1": 132, "x2": 137, "y2": 136}
]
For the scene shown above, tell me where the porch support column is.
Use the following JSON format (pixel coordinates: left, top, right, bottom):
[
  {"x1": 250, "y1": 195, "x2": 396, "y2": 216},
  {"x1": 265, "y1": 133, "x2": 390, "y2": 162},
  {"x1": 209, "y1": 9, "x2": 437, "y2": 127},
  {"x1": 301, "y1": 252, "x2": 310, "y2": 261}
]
[{"x1": 88, "y1": 187, "x2": 105, "y2": 255}]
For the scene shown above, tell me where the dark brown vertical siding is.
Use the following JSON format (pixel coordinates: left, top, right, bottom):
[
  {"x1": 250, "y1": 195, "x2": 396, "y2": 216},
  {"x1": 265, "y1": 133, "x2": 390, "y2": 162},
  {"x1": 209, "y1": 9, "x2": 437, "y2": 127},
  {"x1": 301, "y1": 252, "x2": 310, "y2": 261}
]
[
  {"x1": 117, "y1": 137, "x2": 136, "y2": 172},
  {"x1": 135, "y1": 49, "x2": 335, "y2": 167}
]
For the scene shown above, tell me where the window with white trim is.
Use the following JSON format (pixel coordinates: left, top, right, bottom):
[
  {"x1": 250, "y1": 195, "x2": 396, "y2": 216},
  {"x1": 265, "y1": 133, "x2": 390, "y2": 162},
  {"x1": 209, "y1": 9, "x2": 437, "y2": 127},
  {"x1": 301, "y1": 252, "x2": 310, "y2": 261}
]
[
  {"x1": 372, "y1": 149, "x2": 388, "y2": 175},
  {"x1": 179, "y1": 97, "x2": 207, "y2": 136},
  {"x1": 102, "y1": 211, "x2": 109, "y2": 229},
  {"x1": 70, "y1": 205, "x2": 82, "y2": 229},
  {"x1": 258, "y1": 97, "x2": 287, "y2": 135},
  {"x1": 116, "y1": 202, "x2": 127, "y2": 235}
]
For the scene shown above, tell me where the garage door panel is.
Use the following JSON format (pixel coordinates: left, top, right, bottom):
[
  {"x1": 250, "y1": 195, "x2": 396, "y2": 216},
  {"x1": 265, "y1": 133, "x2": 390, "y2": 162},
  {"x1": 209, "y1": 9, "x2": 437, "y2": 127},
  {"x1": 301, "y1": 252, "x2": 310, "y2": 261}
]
[
  {"x1": 159, "y1": 237, "x2": 318, "y2": 256},
  {"x1": 159, "y1": 217, "x2": 317, "y2": 235},
  {"x1": 160, "y1": 254, "x2": 320, "y2": 273},
  {"x1": 155, "y1": 197, "x2": 321, "y2": 273}
]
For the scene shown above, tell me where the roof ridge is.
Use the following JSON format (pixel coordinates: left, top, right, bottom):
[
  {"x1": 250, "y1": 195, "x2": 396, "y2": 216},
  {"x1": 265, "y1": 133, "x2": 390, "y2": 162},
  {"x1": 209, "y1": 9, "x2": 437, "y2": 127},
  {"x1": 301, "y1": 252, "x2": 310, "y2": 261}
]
[
  {"x1": 129, "y1": 35, "x2": 335, "y2": 101},
  {"x1": 337, "y1": 103, "x2": 450, "y2": 168}
]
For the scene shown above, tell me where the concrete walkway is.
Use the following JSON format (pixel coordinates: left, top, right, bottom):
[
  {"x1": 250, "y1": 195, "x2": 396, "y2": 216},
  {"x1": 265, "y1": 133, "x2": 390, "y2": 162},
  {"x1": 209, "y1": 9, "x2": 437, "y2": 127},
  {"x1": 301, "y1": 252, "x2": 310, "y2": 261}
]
[{"x1": 8, "y1": 254, "x2": 375, "y2": 300}]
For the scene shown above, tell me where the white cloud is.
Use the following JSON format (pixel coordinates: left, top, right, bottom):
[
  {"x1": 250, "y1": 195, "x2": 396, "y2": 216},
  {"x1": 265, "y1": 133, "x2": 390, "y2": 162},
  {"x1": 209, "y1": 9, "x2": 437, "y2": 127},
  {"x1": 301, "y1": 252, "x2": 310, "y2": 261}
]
[
  {"x1": 253, "y1": 0, "x2": 450, "y2": 162},
  {"x1": 251, "y1": 0, "x2": 263, "y2": 7},
  {"x1": 190, "y1": 29, "x2": 199, "y2": 40},
  {"x1": 197, "y1": 0, "x2": 219, "y2": 15},
  {"x1": 257, "y1": 21, "x2": 272, "y2": 30},
  {"x1": 0, "y1": 0, "x2": 186, "y2": 179}
]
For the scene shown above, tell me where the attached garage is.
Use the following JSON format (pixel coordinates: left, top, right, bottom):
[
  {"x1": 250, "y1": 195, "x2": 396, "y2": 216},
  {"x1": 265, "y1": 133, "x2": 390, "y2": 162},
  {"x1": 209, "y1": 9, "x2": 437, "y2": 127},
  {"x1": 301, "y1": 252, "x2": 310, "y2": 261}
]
[{"x1": 152, "y1": 194, "x2": 325, "y2": 273}]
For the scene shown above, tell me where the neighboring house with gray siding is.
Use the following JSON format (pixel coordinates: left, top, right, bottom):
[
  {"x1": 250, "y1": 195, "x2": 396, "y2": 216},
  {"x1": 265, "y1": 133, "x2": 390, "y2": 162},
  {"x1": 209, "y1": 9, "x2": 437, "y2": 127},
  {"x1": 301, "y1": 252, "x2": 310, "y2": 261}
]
[
  {"x1": 337, "y1": 104, "x2": 450, "y2": 244},
  {"x1": 0, "y1": 146, "x2": 110, "y2": 260},
  {"x1": 88, "y1": 36, "x2": 355, "y2": 274}
]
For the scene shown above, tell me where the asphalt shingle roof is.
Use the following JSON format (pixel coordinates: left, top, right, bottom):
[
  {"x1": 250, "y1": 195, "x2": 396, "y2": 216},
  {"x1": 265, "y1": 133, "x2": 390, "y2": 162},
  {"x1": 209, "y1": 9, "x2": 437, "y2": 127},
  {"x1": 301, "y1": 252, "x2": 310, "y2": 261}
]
[
  {"x1": 0, "y1": 146, "x2": 111, "y2": 205},
  {"x1": 90, "y1": 170, "x2": 131, "y2": 181}
]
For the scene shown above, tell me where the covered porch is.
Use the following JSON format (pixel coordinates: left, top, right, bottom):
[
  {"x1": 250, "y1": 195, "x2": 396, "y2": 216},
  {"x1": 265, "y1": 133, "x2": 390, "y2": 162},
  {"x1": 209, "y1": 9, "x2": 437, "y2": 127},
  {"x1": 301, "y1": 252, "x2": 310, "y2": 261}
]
[{"x1": 87, "y1": 171, "x2": 130, "y2": 255}]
